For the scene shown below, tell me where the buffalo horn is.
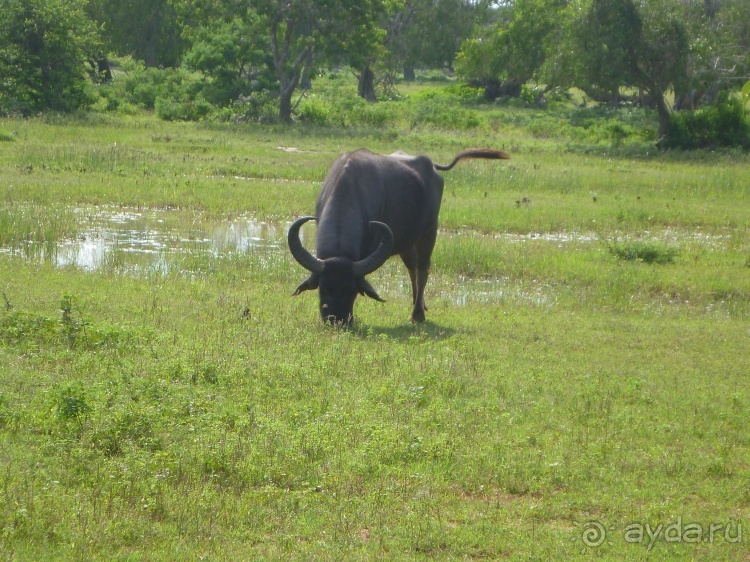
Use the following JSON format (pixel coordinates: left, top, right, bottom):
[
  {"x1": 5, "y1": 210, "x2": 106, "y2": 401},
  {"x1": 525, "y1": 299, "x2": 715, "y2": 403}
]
[
  {"x1": 352, "y1": 221, "x2": 394, "y2": 277},
  {"x1": 288, "y1": 216, "x2": 324, "y2": 274}
]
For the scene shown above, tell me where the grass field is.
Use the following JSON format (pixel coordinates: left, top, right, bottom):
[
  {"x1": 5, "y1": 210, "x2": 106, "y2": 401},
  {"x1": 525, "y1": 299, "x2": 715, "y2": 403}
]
[{"x1": 0, "y1": 89, "x2": 749, "y2": 560}]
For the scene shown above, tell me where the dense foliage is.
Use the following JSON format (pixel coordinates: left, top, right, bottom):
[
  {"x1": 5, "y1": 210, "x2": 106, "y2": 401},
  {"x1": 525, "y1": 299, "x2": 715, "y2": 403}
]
[
  {"x1": 665, "y1": 94, "x2": 750, "y2": 149},
  {"x1": 0, "y1": 0, "x2": 748, "y2": 148},
  {"x1": 0, "y1": 0, "x2": 101, "y2": 114}
]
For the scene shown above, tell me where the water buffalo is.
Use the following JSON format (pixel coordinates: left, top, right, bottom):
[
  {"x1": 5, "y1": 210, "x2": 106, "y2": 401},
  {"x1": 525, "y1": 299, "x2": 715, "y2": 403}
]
[{"x1": 288, "y1": 148, "x2": 510, "y2": 325}]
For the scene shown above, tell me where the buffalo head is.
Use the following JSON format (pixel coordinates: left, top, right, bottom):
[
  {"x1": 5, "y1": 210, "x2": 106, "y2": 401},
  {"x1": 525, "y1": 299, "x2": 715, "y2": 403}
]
[{"x1": 288, "y1": 216, "x2": 394, "y2": 325}]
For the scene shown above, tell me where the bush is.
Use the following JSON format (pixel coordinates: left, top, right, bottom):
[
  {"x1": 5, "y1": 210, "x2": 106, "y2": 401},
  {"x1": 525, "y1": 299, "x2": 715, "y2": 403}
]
[
  {"x1": 665, "y1": 94, "x2": 750, "y2": 150},
  {"x1": 297, "y1": 97, "x2": 332, "y2": 125},
  {"x1": 231, "y1": 90, "x2": 279, "y2": 124},
  {"x1": 155, "y1": 94, "x2": 213, "y2": 121},
  {"x1": 55, "y1": 381, "x2": 91, "y2": 421},
  {"x1": 123, "y1": 67, "x2": 202, "y2": 110},
  {"x1": 608, "y1": 241, "x2": 678, "y2": 264},
  {"x1": 92, "y1": 61, "x2": 218, "y2": 120},
  {"x1": 0, "y1": 0, "x2": 100, "y2": 115},
  {"x1": 408, "y1": 90, "x2": 480, "y2": 129},
  {"x1": 297, "y1": 86, "x2": 398, "y2": 128},
  {"x1": 440, "y1": 83, "x2": 485, "y2": 104}
]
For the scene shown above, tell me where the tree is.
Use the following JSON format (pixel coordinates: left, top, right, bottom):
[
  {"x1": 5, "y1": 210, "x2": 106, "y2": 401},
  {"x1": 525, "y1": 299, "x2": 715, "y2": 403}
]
[
  {"x1": 454, "y1": 3, "x2": 510, "y2": 100},
  {"x1": 584, "y1": 0, "x2": 641, "y2": 102},
  {"x1": 0, "y1": 0, "x2": 101, "y2": 114},
  {"x1": 182, "y1": 15, "x2": 273, "y2": 105},
  {"x1": 719, "y1": 0, "x2": 750, "y2": 83},
  {"x1": 249, "y1": 0, "x2": 393, "y2": 121},
  {"x1": 455, "y1": 0, "x2": 564, "y2": 100},
  {"x1": 454, "y1": 29, "x2": 509, "y2": 100},
  {"x1": 635, "y1": 0, "x2": 690, "y2": 139},
  {"x1": 87, "y1": 0, "x2": 183, "y2": 67},
  {"x1": 318, "y1": 0, "x2": 480, "y2": 102},
  {"x1": 389, "y1": 0, "x2": 487, "y2": 81},
  {"x1": 543, "y1": 0, "x2": 689, "y2": 140},
  {"x1": 333, "y1": 2, "x2": 395, "y2": 102},
  {"x1": 173, "y1": 0, "x2": 309, "y2": 119},
  {"x1": 573, "y1": 0, "x2": 689, "y2": 141},
  {"x1": 674, "y1": 0, "x2": 750, "y2": 109},
  {"x1": 574, "y1": 0, "x2": 642, "y2": 103},
  {"x1": 537, "y1": 0, "x2": 580, "y2": 95},
  {"x1": 257, "y1": 1, "x2": 316, "y2": 121}
]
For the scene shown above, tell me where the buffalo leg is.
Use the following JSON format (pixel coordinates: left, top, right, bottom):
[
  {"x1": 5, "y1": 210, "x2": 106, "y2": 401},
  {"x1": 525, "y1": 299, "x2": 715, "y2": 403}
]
[
  {"x1": 400, "y1": 248, "x2": 419, "y2": 307},
  {"x1": 401, "y1": 230, "x2": 437, "y2": 323},
  {"x1": 401, "y1": 247, "x2": 428, "y2": 322},
  {"x1": 413, "y1": 227, "x2": 439, "y2": 322},
  {"x1": 410, "y1": 267, "x2": 430, "y2": 323}
]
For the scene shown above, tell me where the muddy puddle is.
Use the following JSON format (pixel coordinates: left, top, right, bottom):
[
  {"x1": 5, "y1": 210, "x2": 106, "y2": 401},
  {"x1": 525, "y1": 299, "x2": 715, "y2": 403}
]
[
  {"x1": 4, "y1": 208, "x2": 293, "y2": 274},
  {"x1": 0, "y1": 208, "x2": 602, "y2": 274},
  {"x1": 2, "y1": 207, "x2": 736, "y2": 307},
  {"x1": 2, "y1": 207, "x2": 568, "y2": 306}
]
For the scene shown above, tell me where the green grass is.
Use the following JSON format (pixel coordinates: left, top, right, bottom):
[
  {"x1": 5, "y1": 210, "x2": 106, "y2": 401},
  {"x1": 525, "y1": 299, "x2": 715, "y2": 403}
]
[{"x1": 0, "y1": 87, "x2": 749, "y2": 560}]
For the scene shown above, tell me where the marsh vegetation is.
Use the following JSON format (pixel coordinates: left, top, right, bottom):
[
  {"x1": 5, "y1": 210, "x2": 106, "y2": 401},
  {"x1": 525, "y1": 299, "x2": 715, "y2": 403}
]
[{"x1": 0, "y1": 86, "x2": 749, "y2": 559}]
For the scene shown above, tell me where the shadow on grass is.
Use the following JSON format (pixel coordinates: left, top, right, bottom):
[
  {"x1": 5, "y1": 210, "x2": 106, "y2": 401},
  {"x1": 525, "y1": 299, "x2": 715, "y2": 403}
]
[{"x1": 351, "y1": 320, "x2": 457, "y2": 342}]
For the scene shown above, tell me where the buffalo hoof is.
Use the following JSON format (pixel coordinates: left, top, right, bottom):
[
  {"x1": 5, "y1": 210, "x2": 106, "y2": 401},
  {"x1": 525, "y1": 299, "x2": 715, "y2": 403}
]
[{"x1": 410, "y1": 310, "x2": 426, "y2": 323}]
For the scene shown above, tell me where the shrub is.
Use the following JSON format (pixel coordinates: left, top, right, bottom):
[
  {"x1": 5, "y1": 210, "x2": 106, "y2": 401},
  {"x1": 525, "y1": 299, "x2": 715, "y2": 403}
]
[
  {"x1": 608, "y1": 240, "x2": 678, "y2": 264},
  {"x1": 155, "y1": 94, "x2": 213, "y2": 121},
  {"x1": 94, "y1": 61, "x2": 209, "y2": 119},
  {"x1": 665, "y1": 94, "x2": 750, "y2": 150},
  {"x1": 297, "y1": 97, "x2": 332, "y2": 125},
  {"x1": 55, "y1": 381, "x2": 91, "y2": 421},
  {"x1": 0, "y1": 0, "x2": 100, "y2": 115},
  {"x1": 408, "y1": 91, "x2": 480, "y2": 129},
  {"x1": 231, "y1": 90, "x2": 279, "y2": 124},
  {"x1": 440, "y1": 83, "x2": 485, "y2": 103},
  {"x1": 297, "y1": 87, "x2": 399, "y2": 128},
  {"x1": 125, "y1": 67, "x2": 201, "y2": 110}
]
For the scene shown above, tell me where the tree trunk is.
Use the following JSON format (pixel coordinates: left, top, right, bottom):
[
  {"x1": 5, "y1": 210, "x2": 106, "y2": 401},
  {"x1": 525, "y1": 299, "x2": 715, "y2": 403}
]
[
  {"x1": 403, "y1": 66, "x2": 415, "y2": 81},
  {"x1": 144, "y1": 12, "x2": 159, "y2": 67},
  {"x1": 482, "y1": 79, "x2": 523, "y2": 101},
  {"x1": 269, "y1": 12, "x2": 313, "y2": 124},
  {"x1": 279, "y1": 90, "x2": 293, "y2": 123},
  {"x1": 358, "y1": 66, "x2": 377, "y2": 102},
  {"x1": 483, "y1": 79, "x2": 502, "y2": 101},
  {"x1": 98, "y1": 59, "x2": 113, "y2": 83},
  {"x1": 502, "y1": 79, "x2": 522, "y2": 98},
  {"x1": 654, "y1": 92, "x2": 671, "y2": 147},
  {"x1": 300, "y1": 65, "x2": 312, "y2": 90},
  {"x1": 634, "y1": 69, "x2": 672, "y2": 147}
]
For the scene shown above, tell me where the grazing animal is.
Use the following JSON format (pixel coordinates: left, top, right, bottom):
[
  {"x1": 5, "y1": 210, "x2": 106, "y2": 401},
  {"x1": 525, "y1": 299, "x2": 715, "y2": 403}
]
[{"x1": 288, "y1": 148, "x2": 511, "y2": 325}]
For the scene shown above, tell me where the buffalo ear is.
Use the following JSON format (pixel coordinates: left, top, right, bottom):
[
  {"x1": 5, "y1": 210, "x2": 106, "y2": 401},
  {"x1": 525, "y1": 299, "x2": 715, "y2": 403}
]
[
  {"x1": 293, "y1": 274, "x2": 319, "y2": 295},
  {"x1": 358, "y1": 277, "x2": 386, "y2": 302}
]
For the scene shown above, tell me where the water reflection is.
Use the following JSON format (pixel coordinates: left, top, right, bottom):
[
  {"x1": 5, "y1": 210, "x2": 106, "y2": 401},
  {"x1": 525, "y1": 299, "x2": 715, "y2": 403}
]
[
  {"x1": 9, "y1": 209, "x2": 294, "y2": 272},
  {"x1": 8, "y1": 208, "x2": 729, "y2": 309},
  {"x1": 449, "y1": 277, "x2": 553, "y2": 307}
]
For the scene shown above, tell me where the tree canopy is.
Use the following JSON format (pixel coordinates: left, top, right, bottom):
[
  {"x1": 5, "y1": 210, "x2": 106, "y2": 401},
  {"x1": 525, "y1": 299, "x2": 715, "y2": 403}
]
[
  {"x1": 1, "y1": 0, "x2": 748, "y2": 146},
  {"x1": 0, "y1": 0, "x2": 101, "y2": 114}
]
